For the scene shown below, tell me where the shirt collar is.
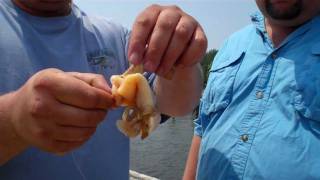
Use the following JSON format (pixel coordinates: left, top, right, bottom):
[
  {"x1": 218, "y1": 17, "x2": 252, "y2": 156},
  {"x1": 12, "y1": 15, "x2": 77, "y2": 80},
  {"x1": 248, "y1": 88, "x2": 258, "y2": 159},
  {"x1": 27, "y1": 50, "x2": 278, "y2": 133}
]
[
  {"x1": 251, "y1": 11, "x2": 266, "y2": 34},
  {"x1": 250, "y1": 11, "x2": 319, "y2": 49}
]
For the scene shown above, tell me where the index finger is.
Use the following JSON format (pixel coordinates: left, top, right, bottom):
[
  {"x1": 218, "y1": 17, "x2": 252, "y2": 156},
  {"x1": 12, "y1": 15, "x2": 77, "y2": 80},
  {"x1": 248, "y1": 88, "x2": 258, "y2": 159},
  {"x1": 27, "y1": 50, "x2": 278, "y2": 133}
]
[
  {"x1": 67, "y1": 72, "x2": 111, "y2": 93},
  {"x1": 128, "y1": 5, "x2": 162, "y2": 65},
  {"x1": 41, "y1": 73, "x2": 114, "y2": 110}
]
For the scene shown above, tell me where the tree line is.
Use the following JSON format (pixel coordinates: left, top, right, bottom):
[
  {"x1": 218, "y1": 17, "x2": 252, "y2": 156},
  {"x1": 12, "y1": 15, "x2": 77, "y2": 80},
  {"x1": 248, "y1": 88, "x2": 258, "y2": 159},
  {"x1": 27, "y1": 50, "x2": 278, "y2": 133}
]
[
  {"x1": 200, "y1": 49, "x2": 218, "y2": 86},
  {"x1": 191, "y1": 49, "x2": 217, "y2": 119}
]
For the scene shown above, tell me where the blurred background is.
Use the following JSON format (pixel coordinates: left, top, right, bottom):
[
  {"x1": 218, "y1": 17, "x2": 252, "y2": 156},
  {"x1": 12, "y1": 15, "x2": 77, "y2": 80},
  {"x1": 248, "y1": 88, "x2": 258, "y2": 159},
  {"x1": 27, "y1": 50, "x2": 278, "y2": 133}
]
[{"x1": 74, "y1": 0, "x2": 258, "y2": 179}]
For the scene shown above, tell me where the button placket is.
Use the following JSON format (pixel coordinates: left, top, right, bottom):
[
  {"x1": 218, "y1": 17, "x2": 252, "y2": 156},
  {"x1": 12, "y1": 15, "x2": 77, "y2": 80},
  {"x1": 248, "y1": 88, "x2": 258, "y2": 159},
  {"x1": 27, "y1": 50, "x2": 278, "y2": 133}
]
[{"x1": 231, "y1": 57, "x2": 277, "y2": 177}]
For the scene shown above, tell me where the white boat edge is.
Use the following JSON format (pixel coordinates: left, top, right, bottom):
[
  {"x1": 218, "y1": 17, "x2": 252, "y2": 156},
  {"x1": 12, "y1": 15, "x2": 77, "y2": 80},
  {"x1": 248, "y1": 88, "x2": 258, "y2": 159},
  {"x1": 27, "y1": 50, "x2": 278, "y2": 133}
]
[{"x1": 129, "y1": 170, "x2": 160, "y2": 180}]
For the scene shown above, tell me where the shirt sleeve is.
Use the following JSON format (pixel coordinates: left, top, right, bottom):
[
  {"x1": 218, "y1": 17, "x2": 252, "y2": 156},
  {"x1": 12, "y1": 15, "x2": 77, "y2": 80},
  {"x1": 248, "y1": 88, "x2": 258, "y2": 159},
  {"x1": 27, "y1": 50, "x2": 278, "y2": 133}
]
[
  {"x1": 194, "y1": 100, "x2": 203, "y2": 137},
  {"x1": 194, "y1": 119, "x2": 203, "y2": 137},
  {"x1": 193, "y1": 39, "x2": 230, "y2": 137}
]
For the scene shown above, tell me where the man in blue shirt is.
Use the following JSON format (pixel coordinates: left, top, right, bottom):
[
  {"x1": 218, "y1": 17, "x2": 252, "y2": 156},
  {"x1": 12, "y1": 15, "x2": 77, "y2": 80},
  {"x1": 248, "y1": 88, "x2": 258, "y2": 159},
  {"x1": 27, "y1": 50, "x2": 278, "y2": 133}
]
[
  {"x1": 184, "y1": 0, "x2": 320, "y2": 179},
  {"x1": 0, "y1": 0, "x2": 207, "y2": 179}
]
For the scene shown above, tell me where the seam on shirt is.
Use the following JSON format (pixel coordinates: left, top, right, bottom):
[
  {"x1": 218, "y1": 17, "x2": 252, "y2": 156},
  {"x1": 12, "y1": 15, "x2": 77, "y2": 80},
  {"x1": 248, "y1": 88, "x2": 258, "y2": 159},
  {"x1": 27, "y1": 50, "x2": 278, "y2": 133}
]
[
  {"x1": 231, "y1": 56, "x2": 276, "y2": 179},
  {"x1": 240, "y1": 57, "x2": 280, "y2": 179}
]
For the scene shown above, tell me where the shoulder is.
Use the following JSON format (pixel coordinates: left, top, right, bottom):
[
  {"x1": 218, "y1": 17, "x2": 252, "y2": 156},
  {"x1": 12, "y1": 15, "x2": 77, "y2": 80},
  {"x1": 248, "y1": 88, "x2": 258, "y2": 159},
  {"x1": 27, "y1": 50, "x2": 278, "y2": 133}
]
[
  {"x1": 74, "y1": 6, "x2": 131, "y2": 72},
  {"x1": 211, "y1": 25, "x2": 256, "y2": 70},
  {"x1": 86, "y1": 15, "x2": 129, "y2": 37},
  {"x1": 80, "y1": 12, "x2": 130, "y2": 42},
  {"x1": 73, "y1": 5, "x2": 130, "y2": 45},
  {"x1": 217, "y1": 24, "x2": 257, "y2": 57},
  {"x1": 225, "y1": 24, "x2": 257, "y2": 51}
]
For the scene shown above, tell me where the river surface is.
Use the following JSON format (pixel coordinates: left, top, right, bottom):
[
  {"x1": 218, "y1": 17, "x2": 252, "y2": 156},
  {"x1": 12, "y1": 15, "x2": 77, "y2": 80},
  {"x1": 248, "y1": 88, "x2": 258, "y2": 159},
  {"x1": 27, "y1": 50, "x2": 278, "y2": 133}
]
[{"x1": 130, "y1": 116, "x2": 194, "y2": 180}]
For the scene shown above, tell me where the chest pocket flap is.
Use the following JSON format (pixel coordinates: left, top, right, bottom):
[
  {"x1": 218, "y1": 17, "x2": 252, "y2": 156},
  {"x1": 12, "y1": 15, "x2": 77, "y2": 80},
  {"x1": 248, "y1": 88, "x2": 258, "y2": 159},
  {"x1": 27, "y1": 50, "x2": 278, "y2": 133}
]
[
  {"x1": 210, "y1": 49, "x2": 245, "y2": 72},
  {"x1": 202, "y1": 49, "x2": 245, "y2": 116}
]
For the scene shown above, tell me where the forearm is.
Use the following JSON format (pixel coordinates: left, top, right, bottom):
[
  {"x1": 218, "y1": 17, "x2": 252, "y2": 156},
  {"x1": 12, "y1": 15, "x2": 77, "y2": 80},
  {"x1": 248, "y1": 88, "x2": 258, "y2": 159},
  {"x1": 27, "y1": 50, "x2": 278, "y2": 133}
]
[
  {"x1": 0, "y1": 92, "x2": 28, "y2": 165},
  {"x1": 183, "y1": 135, "x2": 201, "y2": 180},
  {"x1": 154, "y1": 64, "x2": 203, "y2": 117}
]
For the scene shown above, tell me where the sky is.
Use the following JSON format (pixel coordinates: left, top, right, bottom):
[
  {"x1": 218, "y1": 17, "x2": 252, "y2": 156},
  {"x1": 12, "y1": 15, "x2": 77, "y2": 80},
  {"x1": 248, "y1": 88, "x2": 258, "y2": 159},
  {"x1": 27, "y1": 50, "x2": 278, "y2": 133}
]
[{"x1": 74, "y1": 0, "x2": 259, "y2": 50}]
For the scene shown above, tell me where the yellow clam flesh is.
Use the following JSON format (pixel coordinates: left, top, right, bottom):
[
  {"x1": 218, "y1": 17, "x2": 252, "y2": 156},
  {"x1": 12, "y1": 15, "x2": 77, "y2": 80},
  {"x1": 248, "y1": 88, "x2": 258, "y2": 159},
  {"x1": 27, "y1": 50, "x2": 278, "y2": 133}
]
[{"x1": 110, "y1": 65, "x2": 161, "y2": 139}]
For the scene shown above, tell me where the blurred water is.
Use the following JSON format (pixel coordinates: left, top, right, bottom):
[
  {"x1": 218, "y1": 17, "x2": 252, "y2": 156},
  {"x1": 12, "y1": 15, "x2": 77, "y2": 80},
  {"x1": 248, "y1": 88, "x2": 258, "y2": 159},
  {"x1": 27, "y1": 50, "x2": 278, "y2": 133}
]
[{"x1": 130, "y1": 116, "x2": 194, "y2": 180}]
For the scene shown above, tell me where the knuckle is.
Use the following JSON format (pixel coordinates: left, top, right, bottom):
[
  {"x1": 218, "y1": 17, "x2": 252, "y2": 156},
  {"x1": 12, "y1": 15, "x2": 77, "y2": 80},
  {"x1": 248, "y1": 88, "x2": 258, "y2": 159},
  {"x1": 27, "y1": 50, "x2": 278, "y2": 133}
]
[
  {"x1": 175, "y1": 25, "x2": 192, "y2": 39},
  {"x1": 185, "y1": 15, "x2": 197, "y2": 25},
  {"x1": 30, "y1": 97, "x2": 46, "y2": 118},
  {"x1": 168, "y1": 5, "x2": 181, "y2": 11},
  {"x1": 195, "y1": 35, "x2": 208, "y2": 50},
  {"x1": 33, "y1": 74, "x2": 52, "y2": 90},
  {"x1": 96, "y1": 74, "x2": 105, "y2": 81},
  {"x1": 157, "y1": 19, "x2": 175, "y2": 30},
  {"x1": 45, "y1": 68, "x2": 61, "y2": 73},
  {"x1": 135, "y1": 16, "x2": 153, "y2": 29},
  {"x1": 33, "y1": 126, "x2": 48, "y2": 139},
  {"x1": 158, "y1": 10, "x2": 180, "y2": 25},
  {"x1": 33, "y1": 69, "x2": 61, "y2": 90},
  {"x1": 147, "y1": 4, "x2": 161, "y2": 11}
]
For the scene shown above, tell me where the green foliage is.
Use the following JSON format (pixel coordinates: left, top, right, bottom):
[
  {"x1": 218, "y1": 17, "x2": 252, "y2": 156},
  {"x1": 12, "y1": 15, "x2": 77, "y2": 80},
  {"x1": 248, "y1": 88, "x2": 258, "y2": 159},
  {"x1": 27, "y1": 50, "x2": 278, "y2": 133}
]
[
  {"x1": 200, "y1": 49, "x2": 218, "y2": 86},
  {"x1": 192, "y1": 49, "x2": 218, "y2": 119}
]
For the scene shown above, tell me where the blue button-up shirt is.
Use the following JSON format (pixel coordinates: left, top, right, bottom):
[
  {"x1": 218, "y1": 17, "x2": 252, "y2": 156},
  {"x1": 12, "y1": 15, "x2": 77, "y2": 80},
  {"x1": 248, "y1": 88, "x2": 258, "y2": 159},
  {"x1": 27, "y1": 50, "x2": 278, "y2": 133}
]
[{"x1": 195, "y1": 12, "x2": 320, "y2": 180}]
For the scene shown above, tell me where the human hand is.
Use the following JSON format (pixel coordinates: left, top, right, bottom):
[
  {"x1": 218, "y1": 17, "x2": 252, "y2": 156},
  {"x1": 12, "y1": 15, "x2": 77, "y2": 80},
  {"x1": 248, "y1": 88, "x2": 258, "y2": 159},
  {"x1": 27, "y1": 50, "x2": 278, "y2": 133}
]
[
  {"x1": 8, "y1": 69, "x2": 113, "y2": 154},
  {"x1": 128, "y1": 4, "x2": 207, "y2": 77}
]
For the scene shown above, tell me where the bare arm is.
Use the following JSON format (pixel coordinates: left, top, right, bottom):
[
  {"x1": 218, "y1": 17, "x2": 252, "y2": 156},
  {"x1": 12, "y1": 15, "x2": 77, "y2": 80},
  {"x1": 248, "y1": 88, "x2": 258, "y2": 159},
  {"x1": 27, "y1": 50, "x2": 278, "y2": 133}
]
[
  {"x1": 183, "y1": 135, "x2": 201, "y2": 180},
  {"x1": 154, "y1": 64, "x2": 203, "y2": 116},
  {"x1": 0, "y1": 92, "x2": 28, "y2": 165}
]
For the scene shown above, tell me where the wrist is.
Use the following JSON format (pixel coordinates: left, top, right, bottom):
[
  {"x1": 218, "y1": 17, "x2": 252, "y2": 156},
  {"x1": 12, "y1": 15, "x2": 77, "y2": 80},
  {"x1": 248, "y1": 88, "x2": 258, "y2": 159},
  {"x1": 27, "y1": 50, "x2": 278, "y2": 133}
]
[
  {"x1": 0, "y1": 91, "x2": 29, "y2": 165},
  {"x1": 156, "y1": 63, "x2": 202, "y2": 84}
]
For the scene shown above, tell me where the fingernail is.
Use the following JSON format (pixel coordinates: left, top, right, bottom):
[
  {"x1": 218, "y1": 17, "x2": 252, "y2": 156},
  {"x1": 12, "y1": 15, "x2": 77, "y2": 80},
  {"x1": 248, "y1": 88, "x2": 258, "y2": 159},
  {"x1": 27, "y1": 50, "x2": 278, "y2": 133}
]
[{"x1": 129, "y1": 53, "x2": 141, "y2": 65}]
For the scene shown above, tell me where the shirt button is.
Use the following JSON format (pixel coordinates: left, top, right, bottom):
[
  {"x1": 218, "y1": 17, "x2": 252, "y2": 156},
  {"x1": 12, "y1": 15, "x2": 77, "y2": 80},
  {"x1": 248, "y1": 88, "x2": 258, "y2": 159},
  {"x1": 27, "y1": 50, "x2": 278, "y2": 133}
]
[
  {"x1": 241, "y1": 134, "x2": 249, "y2": 142},
  {"x1": 256, "y1": 91, "x2": 264, "y2": 99},
  {"x1": 272, "y1": 53, "x2": 277, "y2": 60}
]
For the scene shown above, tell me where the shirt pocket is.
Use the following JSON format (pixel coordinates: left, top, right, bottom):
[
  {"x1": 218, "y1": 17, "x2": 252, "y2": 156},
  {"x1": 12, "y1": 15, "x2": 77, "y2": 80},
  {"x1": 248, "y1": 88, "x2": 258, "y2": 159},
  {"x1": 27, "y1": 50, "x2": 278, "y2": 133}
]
[
  {"x1": 293, "y1": 44, "x2": 320, "y2": 122},
  {"x1": 201, "y1": 50, "x2": 245, "y2": 120},
  {"x1": 86, "y1": 49, "x2": 119, "y2": 79}
]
